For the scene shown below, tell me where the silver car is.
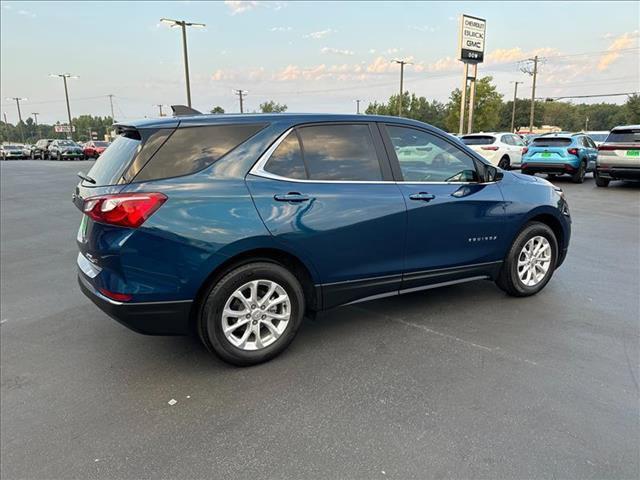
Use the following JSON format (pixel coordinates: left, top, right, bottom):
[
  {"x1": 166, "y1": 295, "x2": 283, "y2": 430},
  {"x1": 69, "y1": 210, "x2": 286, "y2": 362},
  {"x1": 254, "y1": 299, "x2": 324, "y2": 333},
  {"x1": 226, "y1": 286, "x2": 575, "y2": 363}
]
[
  {"x1": 0, "y1": 144, "x2": 25, "y2": 160},
  {"x1": 594, "y1": 125, "x2": 640, "y2": 187}
]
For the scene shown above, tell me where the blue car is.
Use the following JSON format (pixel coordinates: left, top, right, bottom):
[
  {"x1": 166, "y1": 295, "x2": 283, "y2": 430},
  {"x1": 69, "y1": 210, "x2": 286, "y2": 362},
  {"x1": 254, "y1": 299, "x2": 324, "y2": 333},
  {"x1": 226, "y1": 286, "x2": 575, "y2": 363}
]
[
  {"x1": 521, "y1": 134, "x2": 598, "y2": 183},
  {"x1": 74, "y1": 112, "x2": 571, "y2": 365}
]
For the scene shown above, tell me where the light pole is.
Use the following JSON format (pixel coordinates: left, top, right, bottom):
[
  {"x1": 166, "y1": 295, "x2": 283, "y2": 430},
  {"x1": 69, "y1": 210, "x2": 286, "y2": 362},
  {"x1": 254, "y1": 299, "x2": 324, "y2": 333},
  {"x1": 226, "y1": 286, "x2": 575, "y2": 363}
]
[
  {"x1": 50, "y1": 73, "x2": 78, "y2": 139},
  {"x1": 32, "y1": 112, "x2": 40, "y2": 140},
  {"x1": 6, "y1": 97, "x2": 26, "y2": 142},
  {"x1": 107, "y1": 94, "x2": 115, "y2": 122},
  {"x1": 392, "y1": 59, "x2": 412, "y2": 117},
  {"x1": 354, "y1": 99, "x2": 362, "y2": 114},
  {"x1": 155, "y1": 104, "x2": 165, "y2": 117},
  {"x1": 510, "y1": 81, "x2": 523, "y2": 133},
  {"x1": 160, "y1": 18, "x2": 206, "y2": 108}
]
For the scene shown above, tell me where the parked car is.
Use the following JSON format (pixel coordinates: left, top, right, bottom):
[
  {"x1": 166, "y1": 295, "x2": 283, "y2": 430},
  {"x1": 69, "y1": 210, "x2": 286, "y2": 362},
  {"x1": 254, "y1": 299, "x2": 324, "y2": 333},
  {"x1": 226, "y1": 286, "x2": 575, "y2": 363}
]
[
  {"x1": 74, "y1": 113, "x2": 571, "y2": 365},
  {"x1": 584, "y1": 131, "x2": 609, "y2": 147},
  {"x1": 21, "y1": 144, "x2": 35, "y2": 158},
  {"x1": 521, "y1": 134, "x2": 597, "y2": 183},
  {"x1": 1, "y1": 144, "x2": 25, "y2": 160},
  {"x1": 33, "y1": 139, "x2": 55, "y2": 159},
  {"x1": 460, "y1": 132, "x2": 526, "y2": 169},
  {"x1": 83, "y1": 140, "x2": 110, "y2": 158},
  {"x1": 48, "y1": 140, "x2": 85, "y2": 160},
  {"x1": 594, "y1": 125, "x2": 640, "y2": 187}
]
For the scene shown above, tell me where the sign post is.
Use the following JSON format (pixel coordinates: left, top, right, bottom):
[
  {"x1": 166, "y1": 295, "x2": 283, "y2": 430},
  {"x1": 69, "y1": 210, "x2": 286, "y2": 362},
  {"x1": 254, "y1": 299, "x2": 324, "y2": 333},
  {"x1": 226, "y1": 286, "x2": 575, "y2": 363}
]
[{"x1": 457, "y1": 14, "x2": 486, "y2": 135}]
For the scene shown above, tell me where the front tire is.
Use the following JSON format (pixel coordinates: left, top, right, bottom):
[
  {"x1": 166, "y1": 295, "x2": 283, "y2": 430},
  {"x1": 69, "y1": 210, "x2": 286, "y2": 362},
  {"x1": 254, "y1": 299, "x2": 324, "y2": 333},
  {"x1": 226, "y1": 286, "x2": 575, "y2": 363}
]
[
  {"x1": 496, "y1": 222, "x2": 558, "y2": 297},
  {"x1": 198, "y1": 262, "x2": 305, "y2": 366}
]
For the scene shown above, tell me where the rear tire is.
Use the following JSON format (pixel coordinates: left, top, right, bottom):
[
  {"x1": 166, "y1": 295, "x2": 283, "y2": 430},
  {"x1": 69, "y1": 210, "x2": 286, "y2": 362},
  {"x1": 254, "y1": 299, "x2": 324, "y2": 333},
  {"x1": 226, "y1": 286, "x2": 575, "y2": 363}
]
[
  {"x1": 594, "y1": 170, "x2": 610, "y2": 187},
  {"x1": 198, "y1": 262, "x2": 305, "y2": 366},
  {"x1": 498, "y1": 156, "x2": 510, "y2": 170},
  {"x1": 496, "y1": 222, "x2": 558, "y2": 297},
  {"x1": 571, "y1": 161, "x2": 586, "y2": 183}
]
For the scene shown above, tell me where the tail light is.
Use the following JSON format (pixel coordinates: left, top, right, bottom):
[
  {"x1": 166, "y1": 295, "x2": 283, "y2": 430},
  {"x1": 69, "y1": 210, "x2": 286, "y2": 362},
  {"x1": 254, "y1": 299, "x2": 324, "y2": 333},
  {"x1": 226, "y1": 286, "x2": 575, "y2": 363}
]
[
  {"x1": 481, "y1": 146, "x2": 499, "y2": 151},
  {"x1": 99, "y1": 288, "x2": 133, "y2": 302},
  {"x1": 522, "y1": 147, "x2": 528, "y2": 154},
  {"x1": 567, "y1": 148, "x2": 579, "y2": 156},
  {"x1": 83, "y1": 192, "x2": 167, "y2": 228}
]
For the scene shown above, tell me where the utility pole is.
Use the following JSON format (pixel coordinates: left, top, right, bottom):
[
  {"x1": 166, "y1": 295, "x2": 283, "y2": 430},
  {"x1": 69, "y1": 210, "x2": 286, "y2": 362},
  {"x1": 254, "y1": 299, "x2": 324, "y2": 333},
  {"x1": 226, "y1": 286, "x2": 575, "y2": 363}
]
[
  {"x1": 32, "y1": 112, "x2": 40, "y2": 139},
  {"x1": 355, "y1": 99, "x2": 361, "y2": 114},
  {"x1": 2, "y1": 112, "x2": 7, "y2": 124},
  {"x1": 585, "y1": 116, "x2": 589, "y2": 131},
  {"x1": 50, "y1": 73, "x2": 78, "y2": 140},
  {"x1": 160, "y1": 18, "x2": 206, "y2": 108},
  {"x1": 107, "y1": 94, "x2": 115, "y2": 122},
  {"x1": 6, "y1": 97, "x2": 26, "y2": 142},
  {"x1": 233, "y1": 89, "x2": 248, "y2": 113},
  {"x1": 155, "y1": 104, "x2": 165, "y2": 117},
  {"x1": 510, "y1": 81, "x2": 523, "y2": 133},
  {"x1": 520, "y1": 56, "x2": 539, "y2": 133},
  {"x1": 392, "y1": 59, "x2": 411, "y2": 117}
]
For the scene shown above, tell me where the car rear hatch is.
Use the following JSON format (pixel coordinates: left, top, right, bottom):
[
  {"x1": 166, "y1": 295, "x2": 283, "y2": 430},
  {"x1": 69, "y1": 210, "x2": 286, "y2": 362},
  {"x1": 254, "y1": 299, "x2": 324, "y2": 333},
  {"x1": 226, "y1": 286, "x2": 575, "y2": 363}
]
[
  {"x1": 74, "y1": 123, "x2": 177, "y2": 294},
  {"x1": 597, "y1": 128, "x2": 640, "y2": 167},
  {"x1": 525, "y1": 137, "x2": 574, "y2": 163},
  {"x1": 460, "y1": 135, "x2": 497, "y2": 153}
]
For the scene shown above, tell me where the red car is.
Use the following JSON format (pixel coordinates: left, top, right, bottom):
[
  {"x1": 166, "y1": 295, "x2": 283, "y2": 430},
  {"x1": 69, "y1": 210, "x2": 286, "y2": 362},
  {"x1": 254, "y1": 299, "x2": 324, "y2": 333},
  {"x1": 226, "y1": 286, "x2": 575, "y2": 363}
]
[{"x1": 83, "y1": 141, "x2": 110, "y2": 158}]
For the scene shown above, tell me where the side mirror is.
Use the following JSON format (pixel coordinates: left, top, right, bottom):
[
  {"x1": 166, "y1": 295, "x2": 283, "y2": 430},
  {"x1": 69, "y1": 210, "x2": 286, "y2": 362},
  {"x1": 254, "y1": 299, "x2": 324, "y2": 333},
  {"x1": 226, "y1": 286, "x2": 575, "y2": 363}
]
[{"x1": 485, "y1": 165, "x2": 504, "y2": 183}]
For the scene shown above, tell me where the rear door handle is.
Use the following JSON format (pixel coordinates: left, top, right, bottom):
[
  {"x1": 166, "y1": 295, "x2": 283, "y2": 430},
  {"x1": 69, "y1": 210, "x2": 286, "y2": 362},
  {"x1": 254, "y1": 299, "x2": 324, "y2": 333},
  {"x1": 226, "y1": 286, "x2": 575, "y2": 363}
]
[
  {"x1": 274, "y1": 192, "x2": 310, "y2": 203},
  {"x1": 408, "y1": 192, "x2": 436, "y2": 202}
]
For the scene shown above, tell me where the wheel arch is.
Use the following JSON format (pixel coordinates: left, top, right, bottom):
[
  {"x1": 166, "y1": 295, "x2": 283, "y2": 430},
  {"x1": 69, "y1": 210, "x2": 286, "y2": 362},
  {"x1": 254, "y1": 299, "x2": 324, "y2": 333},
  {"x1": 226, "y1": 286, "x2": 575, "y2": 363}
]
[{"x1": 189, "y1": 247, "x2": 320, "y2": 332}]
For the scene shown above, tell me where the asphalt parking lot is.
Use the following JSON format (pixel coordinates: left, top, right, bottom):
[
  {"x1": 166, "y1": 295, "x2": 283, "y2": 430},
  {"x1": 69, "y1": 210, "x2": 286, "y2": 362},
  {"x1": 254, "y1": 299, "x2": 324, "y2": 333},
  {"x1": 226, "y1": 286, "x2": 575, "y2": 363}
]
[{"x1": 1, "y1": 160, "x2": 638, "y2": 479}]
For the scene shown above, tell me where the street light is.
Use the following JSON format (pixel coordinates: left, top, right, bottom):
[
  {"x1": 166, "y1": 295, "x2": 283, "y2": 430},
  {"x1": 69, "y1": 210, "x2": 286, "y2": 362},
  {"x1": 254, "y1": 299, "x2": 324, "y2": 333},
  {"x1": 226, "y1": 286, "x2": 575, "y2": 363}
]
[
  {"x1": 6, "y1": 97, "x2": 27, "y2": 142},
  {"x1": 160, "y1": 17, "x2": 206, "y2": 108},
  {"x1": 49, "y1": 73, "x2": 78, "y2": 139},
  {"x1": 392, "y1": 59, "x2": 412, "y2": 117}
]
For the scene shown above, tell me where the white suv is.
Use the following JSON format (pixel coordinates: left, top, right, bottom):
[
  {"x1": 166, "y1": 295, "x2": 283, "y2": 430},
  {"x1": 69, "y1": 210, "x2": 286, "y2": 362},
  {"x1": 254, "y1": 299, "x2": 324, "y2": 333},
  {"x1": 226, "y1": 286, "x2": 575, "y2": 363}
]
[
  {"x1": 460, "y1": 133, "x2": 526, "y2": 170},
  {"x1": 594, "y1": 125, "x2": 640, "y2": 187}
]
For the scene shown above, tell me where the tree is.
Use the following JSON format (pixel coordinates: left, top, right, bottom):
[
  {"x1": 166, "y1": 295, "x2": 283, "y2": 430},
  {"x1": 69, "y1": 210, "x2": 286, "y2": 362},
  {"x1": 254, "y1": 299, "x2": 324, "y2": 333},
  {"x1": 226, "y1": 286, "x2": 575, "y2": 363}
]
[
  {"x1": 365, "y1": 92, "x2": 447, "y2": 129},
  {"x1": 259, "y1": 100, "x2": 287, "y2": 113},
  {"x1": 625, "y1": 94, "x2": 640, "y2": 124},
  {"x1": 210, "y1": 106, "x2": 225, "y2": 114},
  {"x1": 444, "y1": 76, "x2": 503, "y2": 133}
]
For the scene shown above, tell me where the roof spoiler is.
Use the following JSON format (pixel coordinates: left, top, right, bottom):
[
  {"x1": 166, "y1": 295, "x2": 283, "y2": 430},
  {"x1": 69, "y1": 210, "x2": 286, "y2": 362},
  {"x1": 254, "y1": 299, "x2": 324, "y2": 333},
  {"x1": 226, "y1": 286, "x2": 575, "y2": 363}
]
[{"x1": 171, "y1": 105, "x2": 202, "y2": 116}]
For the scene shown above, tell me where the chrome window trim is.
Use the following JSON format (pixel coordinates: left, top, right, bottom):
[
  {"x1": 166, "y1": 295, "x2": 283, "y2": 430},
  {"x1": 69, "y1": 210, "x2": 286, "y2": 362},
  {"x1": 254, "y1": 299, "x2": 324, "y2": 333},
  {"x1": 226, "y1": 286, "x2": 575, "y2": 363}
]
[{"x1": 249, "y1": 127, "x2": 493, "y2": 186}]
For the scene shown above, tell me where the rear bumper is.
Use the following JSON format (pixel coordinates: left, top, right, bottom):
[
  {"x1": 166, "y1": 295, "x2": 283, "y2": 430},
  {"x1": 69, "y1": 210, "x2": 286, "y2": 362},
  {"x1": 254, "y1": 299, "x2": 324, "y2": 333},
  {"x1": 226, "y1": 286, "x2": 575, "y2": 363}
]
[
  {"x1": 522, "y1": 162, "x2": 577, "y2": 174},
  {"x1": 78, "y1": 273, "x2": 192, "y2": 335},
  {"x1": 596, "y1": 166, "x2": 640, "y2": 181}
]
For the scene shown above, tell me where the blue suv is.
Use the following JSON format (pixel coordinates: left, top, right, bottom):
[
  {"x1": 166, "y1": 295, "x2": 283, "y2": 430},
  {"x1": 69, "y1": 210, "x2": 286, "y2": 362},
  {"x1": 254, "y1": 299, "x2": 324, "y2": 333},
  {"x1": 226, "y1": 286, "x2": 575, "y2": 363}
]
[
  {"x1": 74, "y1": 113, "x2": 571, "y2": 365},
  {"x1": 521, "y1": 134, "x2": 598, "y2": 183}
]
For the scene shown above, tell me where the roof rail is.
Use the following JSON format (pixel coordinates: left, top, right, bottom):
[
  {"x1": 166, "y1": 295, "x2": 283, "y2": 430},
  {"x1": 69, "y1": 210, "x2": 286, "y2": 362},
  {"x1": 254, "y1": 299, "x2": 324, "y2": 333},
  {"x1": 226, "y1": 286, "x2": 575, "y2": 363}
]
[{"x1": 171, "y1": 105, "x2": 202, "y2": 116}]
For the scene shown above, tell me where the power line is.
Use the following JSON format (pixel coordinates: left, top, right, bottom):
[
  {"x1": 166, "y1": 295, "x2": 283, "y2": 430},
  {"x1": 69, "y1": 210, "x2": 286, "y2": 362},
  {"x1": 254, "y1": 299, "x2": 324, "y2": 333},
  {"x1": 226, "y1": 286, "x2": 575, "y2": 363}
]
[{"x1": 539, "y1": 92, "x2": 639, "y2": 101}]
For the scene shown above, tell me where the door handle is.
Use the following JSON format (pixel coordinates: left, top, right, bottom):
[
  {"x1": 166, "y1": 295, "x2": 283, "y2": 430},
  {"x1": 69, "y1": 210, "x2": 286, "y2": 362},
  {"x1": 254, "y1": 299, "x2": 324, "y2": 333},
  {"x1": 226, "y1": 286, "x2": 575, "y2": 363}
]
[
  {"x1": 274, "y1": 192, "x2": 310, "y2": 203},
  {"x1": 408, "y1": 192, "x2": 436, "y2": 202}
]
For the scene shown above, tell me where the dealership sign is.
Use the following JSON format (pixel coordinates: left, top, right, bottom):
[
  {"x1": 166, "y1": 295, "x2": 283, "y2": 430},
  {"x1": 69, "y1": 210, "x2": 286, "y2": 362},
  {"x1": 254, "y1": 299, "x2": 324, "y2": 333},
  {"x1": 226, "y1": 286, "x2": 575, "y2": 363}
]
[
  {"x1": 54, "y1": 124, "x2": 76, "y2": 133},
  {"x1": 458, "y1": 14, "x2": 486, "y2": 63}
]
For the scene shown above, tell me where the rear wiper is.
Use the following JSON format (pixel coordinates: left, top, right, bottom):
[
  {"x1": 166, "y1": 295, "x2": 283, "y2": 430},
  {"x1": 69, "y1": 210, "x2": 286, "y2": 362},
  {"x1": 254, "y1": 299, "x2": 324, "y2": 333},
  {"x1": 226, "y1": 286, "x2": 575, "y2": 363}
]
[{"x1": 77, "y1": 172, "x2": 96, "y2": 184}]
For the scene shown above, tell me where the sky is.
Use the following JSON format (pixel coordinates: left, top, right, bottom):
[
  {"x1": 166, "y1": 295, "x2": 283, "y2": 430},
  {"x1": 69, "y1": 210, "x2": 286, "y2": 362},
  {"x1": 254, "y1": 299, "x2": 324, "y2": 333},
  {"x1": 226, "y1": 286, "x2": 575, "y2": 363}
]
[{"x1": 1, "y1": 0, "x2": 639, "y2": 124}]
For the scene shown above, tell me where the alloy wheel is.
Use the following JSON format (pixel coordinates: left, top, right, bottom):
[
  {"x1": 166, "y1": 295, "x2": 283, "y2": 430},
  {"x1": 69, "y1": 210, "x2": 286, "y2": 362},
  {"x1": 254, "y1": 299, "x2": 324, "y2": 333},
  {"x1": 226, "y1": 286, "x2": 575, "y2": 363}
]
[
  {"x1": 517, "y1": 235, "x2": 552, "y2": 287},
  {"x1": 221, "y1": 279, "x2": 291, "y2": 351}
]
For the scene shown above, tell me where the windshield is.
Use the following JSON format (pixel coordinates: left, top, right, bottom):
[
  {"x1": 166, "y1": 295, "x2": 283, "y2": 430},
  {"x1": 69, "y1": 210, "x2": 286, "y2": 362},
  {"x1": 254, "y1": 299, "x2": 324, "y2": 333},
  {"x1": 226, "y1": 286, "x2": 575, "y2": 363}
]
[
  {"x1": 58, "y1": 140, "x2": 77, "y2": 147},
  {"x1": 588, "y1": 133, "x2": 608, "y2": 142},
  {"x1": 4, "y1": 145, "x2": 21, "y2": 150},
  {"x1": 606, "y1": 129, "x2": 640, "y2": 143},
  {"x1": 461, "y1": 135, "x2": 495, "y2": 145},
  {"x1": 86, "y1": 135, "x2": 140, "y2": 186},
  {"x1": 532, "y1": 137, "x2": 572, "y2": 147},
  {"x1": 94, "y1": 141, "x2": 109, "y2": 147}
]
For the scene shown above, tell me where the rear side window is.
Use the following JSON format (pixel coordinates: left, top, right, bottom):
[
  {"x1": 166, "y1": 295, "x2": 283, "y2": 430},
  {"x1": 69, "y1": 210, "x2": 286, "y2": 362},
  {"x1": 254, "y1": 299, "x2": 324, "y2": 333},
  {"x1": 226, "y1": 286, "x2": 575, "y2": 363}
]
[
  {"x1": 264, "y1": 132, "x2": 307, "y2": 180},
  {"x1": 297, "y1": 124, "x2": 382, "y2": 181},
  {"x1": 134, "y1": 124, "x2": 266, "y2": 182},
  {"x1": 532, "y1": 137, "x2": 572, "y2": 147},
  {"x1": 86, "y1": 135, "x2": 141, "y2": 186},
  {"x1": 606, "y1": 128, "x2": 640, "y2": 143},
  {"x1": 461, "y1": 135, "x2": 495, "y2": 145}
]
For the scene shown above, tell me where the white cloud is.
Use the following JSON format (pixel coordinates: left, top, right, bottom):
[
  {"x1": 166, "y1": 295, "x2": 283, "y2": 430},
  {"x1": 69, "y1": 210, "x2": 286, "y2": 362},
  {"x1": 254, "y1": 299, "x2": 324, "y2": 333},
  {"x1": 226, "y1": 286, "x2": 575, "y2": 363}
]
[
  {"x1": 384, "y1": 48, "x2": 400, "y2": 55},
  {"x1": 321, "y1": 47, "x2": 354, "y2": 56},
  {"x1": 598, "y1": 30, "x2": 640, "y2": 71},
  {"x1": 270, "y1": 26, "x2": 292, "y2": 32},
  {"x1": 224, "y1": 1, "x2": 259, "y2": 15},
  {"x1": 16, "y1": 8, "x2": 35, "y2": 17},
  {"x1": 305, "y1": 28, "x2": 335, "y2": 39},
  {"x1": 409, "y1": 25, "x2": 438, "y2": 33}
]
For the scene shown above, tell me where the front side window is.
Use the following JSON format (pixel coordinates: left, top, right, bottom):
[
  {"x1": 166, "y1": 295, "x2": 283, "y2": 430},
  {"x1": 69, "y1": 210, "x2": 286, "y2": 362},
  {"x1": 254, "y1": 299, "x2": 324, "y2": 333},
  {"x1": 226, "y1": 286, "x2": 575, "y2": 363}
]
[
  {"x1": 297, "y1": 124, "x2": 382, "y2": 181},
  {"x1": 264, "y1": 132, "x2": 307, "y2": 180},
  {"x1": 387, "y1": 125, "x2": 478, "y2": 183}
]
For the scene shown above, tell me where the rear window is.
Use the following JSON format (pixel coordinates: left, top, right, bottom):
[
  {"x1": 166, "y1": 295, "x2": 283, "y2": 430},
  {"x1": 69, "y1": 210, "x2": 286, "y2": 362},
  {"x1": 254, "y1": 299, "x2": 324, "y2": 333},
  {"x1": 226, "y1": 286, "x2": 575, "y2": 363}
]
[
  {"x1": 531, "y1": 137, "x2": 572, "y2": 147},
  {"x1": 606, "y1": 128, "x2": 640, "y2": 143},
  {"x1": 86, "y1": 135, "x2": 141, "y2": 186},
  {"x1": 461, "y1": 135, "x2": 495, "y2": 145},
  {"x1": 134, "y1": 124, "x2": 266, "y2": 182},
  {"x1": 588, "y1": 133, "x2": 608, "y2": 142}
]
